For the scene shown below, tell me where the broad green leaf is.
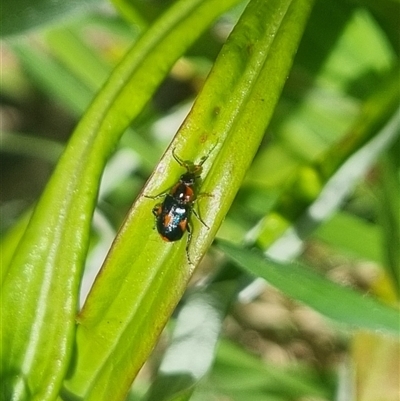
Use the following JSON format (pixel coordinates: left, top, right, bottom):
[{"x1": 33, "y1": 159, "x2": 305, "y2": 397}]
[
  {"x1": 218, "y1": 240, "x2": 399, "y2": 335},
  {"x1": 1, "y1": 0, "x2": 242, "y2": 399},
  {"x1": 64, "y1": 0, "x2": 314, "y2": 400}
]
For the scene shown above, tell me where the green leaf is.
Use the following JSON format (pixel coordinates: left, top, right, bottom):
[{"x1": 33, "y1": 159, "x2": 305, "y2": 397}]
[
  {"x1": 1, "y1": 0, "x2": 243, "y2": 399},
  {"x1": 11, "y1": 42, "x2": 94, "y2": 115},
  {"x1": 218, "y1": 240, "x2": 400, "y2": 335},
  {"x1": 64, "y1": 0, "x2": 315, "y2": 400},
  {"x1": 0, "y1": 131, "x2": 64, "y2": 164},
  {"x1": 314, "y1": 211, "x2": 383, "y2": 264},
  {"x1": 0, "y1": 211, "x2": 32, "y2": 284},
  {"x1": 254, "y1": 68, "x2": 400, "y2": 251},
  {"x1": 378, "y1": 141, "x2": 400, "y2": 297},
  {"x1": 0, "y1": 0, "x2": 99, "y2": 38},
  {"x1": 198, "y1": 340, "x2": 332, "y2": 401},
  {"x1": 44, "y1": 27, "x2": 113, "y2": 93},
  {"x1": 144, "y1": 280, "x2": 238, "y2": 401}
]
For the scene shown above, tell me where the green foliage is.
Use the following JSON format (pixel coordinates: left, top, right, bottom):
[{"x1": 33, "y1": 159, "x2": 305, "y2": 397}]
[
  {"x1": 218, "y1": 240, "x2": 399, "y2": 334},
  {"x1": 1, "y1": 0, "x2": 399, "y2": 400}
]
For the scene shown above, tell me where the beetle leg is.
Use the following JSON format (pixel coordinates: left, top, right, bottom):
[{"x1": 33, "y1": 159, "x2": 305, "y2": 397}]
[
  {"x1": 172, "y1": 147, "x2": 190, "y2": 169},
  {"x1": 150, "y1": 204, "x2": 163, "y2": 230},
  {"x1": 144, "y1": 184, "x2": 175, "y2": 200},
  {"x1": 198, "y1": 142, "x2": 218, "y2": 167},
  {"x1": 196, "y1": 192, "x2": 213, "y2": 200},
  {"x1": 192, "y1": 207, "x2": 209, "y2": 229},
  {"x1": 191, "y1": 192, "x2": 214, "y2": 228},
  {"x1": 185, "y1": 222, "x2": 194, "y2": 265},
  {"x1": 152, "y1": 203, "x2": 162, "y2": 217}
]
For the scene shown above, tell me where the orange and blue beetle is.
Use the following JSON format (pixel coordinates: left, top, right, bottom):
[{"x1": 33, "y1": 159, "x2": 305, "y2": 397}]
[{"x1": 147, "y1": 145, "x2": 215, "y2": 263}]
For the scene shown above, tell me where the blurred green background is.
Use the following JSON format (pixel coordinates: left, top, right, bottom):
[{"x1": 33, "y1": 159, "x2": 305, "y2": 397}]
[{"x1": 1, "y1": 0, "x2": 399, "y2": 400}]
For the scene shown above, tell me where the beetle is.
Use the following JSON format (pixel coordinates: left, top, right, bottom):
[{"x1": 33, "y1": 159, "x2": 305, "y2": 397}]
[{"x1": 147, "y1": 145, "x2": 215, "y2": 263}]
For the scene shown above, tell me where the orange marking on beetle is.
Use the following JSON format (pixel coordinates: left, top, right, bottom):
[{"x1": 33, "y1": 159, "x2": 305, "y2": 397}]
[
  {"x1": 164, "y1": 214, "x2": 172, "y2": 226},
  {"x1": 184, "y1": 187, "x2": 194, "y2": 200}
]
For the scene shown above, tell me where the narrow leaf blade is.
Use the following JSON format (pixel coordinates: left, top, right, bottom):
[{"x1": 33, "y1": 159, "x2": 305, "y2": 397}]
[{"x1": 218, "y1": 240, "x2": 399, "y2": 335}]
